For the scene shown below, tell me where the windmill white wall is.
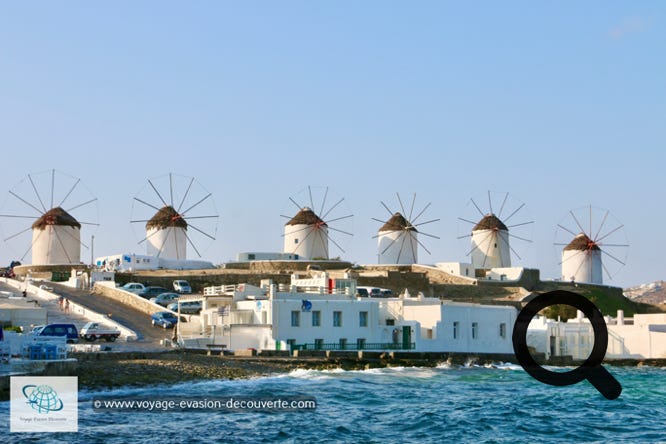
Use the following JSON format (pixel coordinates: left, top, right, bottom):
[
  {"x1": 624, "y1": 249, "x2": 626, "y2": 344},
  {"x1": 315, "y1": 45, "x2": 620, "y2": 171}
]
[
  {"x1": 378, "y1": 230, "x2": 418, "y2": 264},
  {"x1": 31, "y1": 225, "x2": 81, "y2": 265},
  {"x1": 283, "y1": 224, "x2": 329, "y2": 260},
  {"x1": 470, "y1": 228, "x2": 511, "y2": 269},
  {"x1": 561, "y1": 249, "x2": 602, "y2": 284},
  {"x1": 283, "y1": 207, "x2": 329, "y2": 260},
  {"x1": 146, "y1": 226, "x2": 188, "y2": 259}
]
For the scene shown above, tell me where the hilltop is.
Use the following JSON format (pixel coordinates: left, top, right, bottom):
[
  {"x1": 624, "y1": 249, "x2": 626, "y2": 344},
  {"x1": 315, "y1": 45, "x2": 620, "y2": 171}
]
[{"x1": 114, "y1": 261, "x2": 664, "y2": 319}]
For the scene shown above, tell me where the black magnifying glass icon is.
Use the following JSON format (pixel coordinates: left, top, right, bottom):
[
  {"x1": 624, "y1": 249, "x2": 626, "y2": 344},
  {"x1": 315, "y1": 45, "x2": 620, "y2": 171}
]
[{"x1": 512, "y1": 290, "x2": 622, "y2": 400}]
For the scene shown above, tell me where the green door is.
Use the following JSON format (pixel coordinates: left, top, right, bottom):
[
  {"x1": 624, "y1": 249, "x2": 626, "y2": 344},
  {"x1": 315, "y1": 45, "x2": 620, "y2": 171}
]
[{"x1": 402, "y1": 326, "x2": 411, "y2": 349}]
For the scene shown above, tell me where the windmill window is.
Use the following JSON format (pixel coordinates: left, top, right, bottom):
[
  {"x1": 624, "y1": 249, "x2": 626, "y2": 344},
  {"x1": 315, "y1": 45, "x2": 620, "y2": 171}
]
[
  {"x1": 294, "y1": 239, "x2": 299, "y2": 244},
  {"x1": 499, "y1": 323, "x2": 506, "y2": 339},
  {"x1": 494, "y1": 243, "x2": 497, "y2": 248},
  {"x1": 472, "y1": 322, "x2": 478, "y2": 339}
]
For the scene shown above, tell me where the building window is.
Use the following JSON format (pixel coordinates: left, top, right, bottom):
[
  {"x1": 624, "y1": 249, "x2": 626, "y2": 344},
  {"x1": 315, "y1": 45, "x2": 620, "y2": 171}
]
[
  {"x1": 357, "y1": 338, "x2": 366, "y2": 350},
  {"x1": 472, "y1": 322, "x2": 478, "y2": 339},
  {"x1": 314, "y1": 339, "x2": 324, "y2": 350},
  {"x1": 312, "y1": 310, "x2": 321, "y2": 327},
  {"x1": 359, "y1": 311, "x2": 368, "y2": 327},
  {"x1": 291, "y1": 311, "x2": 300, "y2": 327},
  {"x1": 294, "y1": 239, "x2": 299, "y2": 244},
  {"x1": 499, "y1": 323, "x2": 506, "y2": 339},
  {"x1": 333, "y1": 311, "x2": 342, "y2": 327},
  {"x1": 287, "y1": 339, "x2": 296, "y2": 350},
  {"x1": 248, "y1": 254, "x2": 255, "y2": 260},
  {"x1": 453, "y1": 321, "x2": 459, "y2": 339},
  {"x1": 339, "y1": 338, "x2": 347, "y2": 350},
  {"x1": 386, "y1": 319, "x2": 395, "y2": 326}
]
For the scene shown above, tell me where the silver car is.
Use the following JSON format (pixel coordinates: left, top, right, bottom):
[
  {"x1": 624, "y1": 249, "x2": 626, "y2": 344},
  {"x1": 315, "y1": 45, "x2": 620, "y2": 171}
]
[
  {"x1": 167, "y1": 301, "x2": 201, "y2": 314},
  {"x1": 150, "y1": 292, "x2": 180, "y2": 307}
]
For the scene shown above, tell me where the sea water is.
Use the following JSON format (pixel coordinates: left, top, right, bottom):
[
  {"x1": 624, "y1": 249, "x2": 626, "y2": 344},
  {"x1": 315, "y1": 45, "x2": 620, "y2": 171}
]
[{"x1": 2, "y1": 364, "x2": 666, "y2": 443}]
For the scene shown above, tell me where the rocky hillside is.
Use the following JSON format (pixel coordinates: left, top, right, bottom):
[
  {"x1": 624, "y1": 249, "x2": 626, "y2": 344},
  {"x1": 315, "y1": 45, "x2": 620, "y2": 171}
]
[{"x1": 624, "y1": 281, "x2": 666, "y2": 305}]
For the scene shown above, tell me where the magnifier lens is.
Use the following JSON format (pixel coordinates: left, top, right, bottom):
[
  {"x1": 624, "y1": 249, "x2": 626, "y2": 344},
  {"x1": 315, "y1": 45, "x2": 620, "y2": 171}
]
[
  {"x1": 530, "y1": 305, "x2": 594, "y2": 373},
  {"x1": 513, "y1": 290, "x2": 622, "y2": 399}
]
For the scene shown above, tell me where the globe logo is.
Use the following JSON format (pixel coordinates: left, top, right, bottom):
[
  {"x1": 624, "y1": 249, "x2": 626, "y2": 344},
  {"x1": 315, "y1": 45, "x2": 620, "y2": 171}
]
[{"x1": 22, "y1": 384, "x2": 64, "y2": 413}]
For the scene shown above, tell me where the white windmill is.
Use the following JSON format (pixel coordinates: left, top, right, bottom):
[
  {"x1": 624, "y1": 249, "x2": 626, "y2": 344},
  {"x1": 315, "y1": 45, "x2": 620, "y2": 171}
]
[
  {"x1": 555, "y1": 205, "x2": 628, "y2": 284},
  {"x1": 458, "y1": 191, "x2": 533, "y2": 269},
  {"x1": 282, "y1": 186, "x2": 353, "y2": 260},
  {"x1": 372, "y1": 193, "x2": 439, "y2": 264},
  {"x1": 130, "y1": 173, "x2": 219, "y2": 259},
  {"x1": 0, "y1": 170, "x2": 98, "y2": 265}
]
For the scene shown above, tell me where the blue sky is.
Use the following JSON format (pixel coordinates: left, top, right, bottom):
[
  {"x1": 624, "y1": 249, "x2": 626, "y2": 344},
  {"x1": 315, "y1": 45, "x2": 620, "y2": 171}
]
[{"x1": 0, "y1": 2, "x2": 663, "y2": 288}]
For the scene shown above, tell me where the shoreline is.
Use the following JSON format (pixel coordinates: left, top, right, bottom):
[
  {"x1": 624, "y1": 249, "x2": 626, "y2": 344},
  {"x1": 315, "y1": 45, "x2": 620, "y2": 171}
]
[
  {"x1": 61, "y1": 350, "x2": 666, "y2": 390},
  {"x1": 2, "y1": 350, "x2": 665, "y2": 400}
]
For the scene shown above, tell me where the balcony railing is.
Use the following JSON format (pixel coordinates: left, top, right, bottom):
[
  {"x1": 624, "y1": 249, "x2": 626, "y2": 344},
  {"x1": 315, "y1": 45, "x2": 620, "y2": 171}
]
[{"x1": 292, "y1": 342, "x2": 415, "y2": 351}]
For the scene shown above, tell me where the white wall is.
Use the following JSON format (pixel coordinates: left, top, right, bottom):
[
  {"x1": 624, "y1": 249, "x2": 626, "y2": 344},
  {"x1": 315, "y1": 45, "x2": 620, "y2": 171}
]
[
  {"x1": 486, "y1": 267, "x2": 524, "y2": 281},
  {"x1": 283, "y1": 224, "x2": 329, "y2": 260},
  {"x1": 272, "y1": 298, "x2": 380, "y2": 346},
  {"x1": 236, "y1": 252, "x2": 300, "y2": 261},
  {"x1": 528, "y1": 313, "x2": 666, "y2": 360},
  {"x1": 378, "y1": 230, "x2": 418, "y2": 264},
  {"x1": 147, "y1": 226, "x2": 188, "y2": 259},
  {"x1": 32, "y1": 226, "x2": 81, "y2": 265},
  {"x1": 433, "y1": 303, "x2": 516, "y2": 354},
  {"x1": 435, "y1": 262, "x2": 474, "y2": 278},
  {"x1": 561, "y1": 249, "x2": 602, "y2": 284},
  {"x1": 471, "y1": 229, "x2": 511, "y2": 269}
]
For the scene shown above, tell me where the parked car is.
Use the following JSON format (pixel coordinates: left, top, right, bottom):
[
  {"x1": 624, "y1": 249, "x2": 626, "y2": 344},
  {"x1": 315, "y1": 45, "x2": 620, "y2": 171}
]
[
  {"x1": 173, "y1": 280, "x2": 192, "y2": 294},
  {"x1": 79, "y1": 322, "x2": 121, "y2": 342},
  {"x1": 357, "y1": 288, "x2": 369, "y2": 297},
  {"x1": 31, "y1": 323, "x2": 79, "y2": 343},
  {"x1": 138, "y1": 286, "x2": 170, "y2": 299},
  {"x1": 150, "y1": 292, "x2": 180, "y2": 307},
  {"x1": 151, "y1": 311, "x2": 179, "y2": 329},
  {"x1": 167, "y1": 301, "x2": 202, "y2": 314},
  {"x1": 121, "y1": 282, "x2": 146, "y2": 294}
]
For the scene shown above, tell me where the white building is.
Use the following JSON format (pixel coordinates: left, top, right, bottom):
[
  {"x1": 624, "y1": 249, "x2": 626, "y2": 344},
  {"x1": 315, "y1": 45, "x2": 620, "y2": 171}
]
[
  {"x1": 178, "y1": 272, "x2": 517, "y2": 354},
  {"x1": 435, "y1": 262, "x2": 475, "y2": 279},
  {"x1": 146, "y1": 206, "x2": 188, "y2": 259},
  {"x1": 377, "y1": 213, "x2": 418, "y2": 264},
  {"x1": 236, "y1": 252, "x2": 301, "y2": 261},
  {"x1": 283, "y1": 207, "x2": 329, "y2": 260},
  {"x1": 95, "y1": 253, "x2": 213, "y2": 271},
  {"x1": 31, "y1": 207, "x2": 81, "y2": 265},
  {"x1": 527, "y1": 311, "x2": 666, "y2": 360},
  {"x1": 470, "y1": 214, "x2": 511, "y2": 269},
  {"x1": 561, "y1": 233, "x2": 602, "y2": 284}
]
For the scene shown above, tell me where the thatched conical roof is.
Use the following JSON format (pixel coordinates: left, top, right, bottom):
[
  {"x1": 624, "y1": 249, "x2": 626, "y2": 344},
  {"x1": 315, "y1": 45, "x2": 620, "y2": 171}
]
[
  {"x1": 146, "y1": 206, "x2": 188, "y2": 230},
  {"x1": 285, "y1": 207, "x2": 326, "y2": 226},
  {"x1": 473, "y1": 214, "x2": 508, "y2": 231},
  {"x1": 379, "y1": 212, "x2": 417, "y2": 233},
  {"x1": 564, "y1": 233, "x2": 600, "y2": 251},
  {"x1": 32, "y1": 207, "x2": 81, "y2": 230}
]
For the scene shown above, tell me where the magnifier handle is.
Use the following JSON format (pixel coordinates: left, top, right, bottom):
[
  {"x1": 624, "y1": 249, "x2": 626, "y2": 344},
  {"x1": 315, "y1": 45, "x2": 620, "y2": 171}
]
[{"x1": 587, "y1": 366, "x2": 622, "y2": 400}]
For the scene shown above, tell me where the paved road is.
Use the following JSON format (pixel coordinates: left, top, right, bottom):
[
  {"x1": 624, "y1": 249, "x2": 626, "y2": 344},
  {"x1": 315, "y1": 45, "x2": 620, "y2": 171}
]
[{"x1": 46, "y1": 282, "x2": 172, "y2": 344}]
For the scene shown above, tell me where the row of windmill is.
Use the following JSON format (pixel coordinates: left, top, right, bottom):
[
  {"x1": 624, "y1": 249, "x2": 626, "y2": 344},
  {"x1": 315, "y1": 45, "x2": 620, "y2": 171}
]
[{"x1": 0, "y1": 170, "x2": 628, "y2": 285}]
